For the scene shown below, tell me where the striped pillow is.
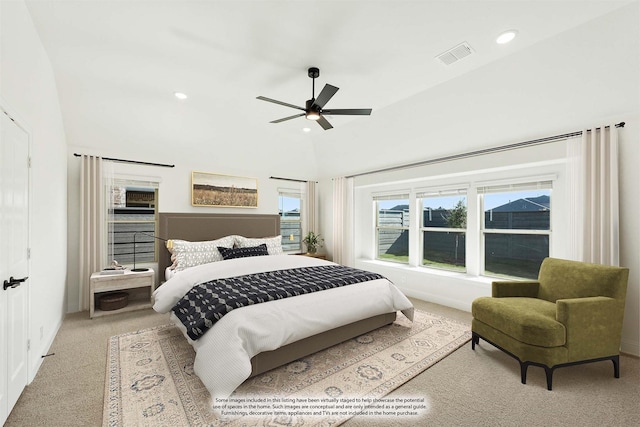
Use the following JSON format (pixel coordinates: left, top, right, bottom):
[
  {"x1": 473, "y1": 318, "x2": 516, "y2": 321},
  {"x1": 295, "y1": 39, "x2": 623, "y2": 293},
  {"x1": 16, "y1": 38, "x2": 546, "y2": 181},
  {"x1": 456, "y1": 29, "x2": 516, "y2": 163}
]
[{"x1": 217, "y1": 244, "x2": 269, "y2": 260}]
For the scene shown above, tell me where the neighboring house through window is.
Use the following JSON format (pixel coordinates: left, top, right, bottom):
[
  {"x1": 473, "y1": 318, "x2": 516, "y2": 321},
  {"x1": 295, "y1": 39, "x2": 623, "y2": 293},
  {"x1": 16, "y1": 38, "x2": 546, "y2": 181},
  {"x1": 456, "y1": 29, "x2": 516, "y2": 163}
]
[
  {"x1": 279, "y1": 190, "x2": 302, "y2": 253},
  {"x1": 374, "y1": 194, "x2": 410, "y2": 264},
  {"x1": 479, "y1": 180, "x2": 552, "y2": 279},
  {"x1": 107, "y1": 178, "x2": 159, "y2": 267}
]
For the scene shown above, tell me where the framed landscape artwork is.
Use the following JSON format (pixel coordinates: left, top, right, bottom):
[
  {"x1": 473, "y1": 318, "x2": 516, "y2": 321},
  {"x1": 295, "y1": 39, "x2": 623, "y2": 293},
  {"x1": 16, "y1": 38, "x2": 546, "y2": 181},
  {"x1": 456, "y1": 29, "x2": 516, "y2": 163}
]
[{"x1": 191, "y1": 171, "x2": 258, "y2": 208}]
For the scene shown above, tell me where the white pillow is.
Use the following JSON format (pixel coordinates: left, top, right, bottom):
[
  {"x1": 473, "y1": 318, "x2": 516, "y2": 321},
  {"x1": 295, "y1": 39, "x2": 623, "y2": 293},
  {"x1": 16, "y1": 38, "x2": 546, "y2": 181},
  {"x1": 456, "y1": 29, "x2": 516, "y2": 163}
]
[
  {"x1": 235, "y1": 235, "x2": 283, "y2": 255},
  {"x1": 170, "y1": 235, "x2": 236, "y2": 271}
]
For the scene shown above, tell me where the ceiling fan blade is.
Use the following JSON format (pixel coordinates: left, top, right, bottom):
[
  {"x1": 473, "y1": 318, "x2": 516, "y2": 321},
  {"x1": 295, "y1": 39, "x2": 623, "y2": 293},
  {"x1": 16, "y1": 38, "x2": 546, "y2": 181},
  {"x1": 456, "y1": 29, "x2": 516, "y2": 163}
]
[
  {"x1": 323, "y1": 108, "x2": 372, "y2": 116},
  {"x1": 257, "y1": 96, "x2": 305, "y2": 111},
  {"x1": 270, "y1": 113, "x2": 305, "y2": 123},
  {"x1": 317, "y1": 115, "x2": 333, "y2": 130},
  {"x1": 312, "y1": 84, "x2": 339, "y2": 109}
]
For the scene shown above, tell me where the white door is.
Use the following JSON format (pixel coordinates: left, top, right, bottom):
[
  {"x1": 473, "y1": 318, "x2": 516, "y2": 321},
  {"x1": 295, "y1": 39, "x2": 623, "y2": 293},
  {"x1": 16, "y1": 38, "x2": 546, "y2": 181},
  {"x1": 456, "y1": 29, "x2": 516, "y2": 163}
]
[{"x1": 0, "y1": 110, "x2": 30, "y2": 425}]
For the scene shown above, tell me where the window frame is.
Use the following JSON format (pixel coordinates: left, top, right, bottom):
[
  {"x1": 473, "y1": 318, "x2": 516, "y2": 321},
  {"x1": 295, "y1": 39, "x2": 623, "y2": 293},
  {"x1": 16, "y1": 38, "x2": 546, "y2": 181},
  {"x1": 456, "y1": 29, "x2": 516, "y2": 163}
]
[
  {"x1": 418, "y1": 188, "x2": 468, "y2": 272},
  {"x1": 374, "y1": 193, "x2": 410, "y2": 264},
  {"x1": 278, "y1": 189, "x2": 303, "y2": 253},
  {"x1": 107, "y1": 179, "x2": 160, "y2": 267},
  {"x1": 478, "y1": 179, "x2": 553, "y2": 279},
  {"x1": 364, "y1": 173, "x2": 556, "y2": 280}
]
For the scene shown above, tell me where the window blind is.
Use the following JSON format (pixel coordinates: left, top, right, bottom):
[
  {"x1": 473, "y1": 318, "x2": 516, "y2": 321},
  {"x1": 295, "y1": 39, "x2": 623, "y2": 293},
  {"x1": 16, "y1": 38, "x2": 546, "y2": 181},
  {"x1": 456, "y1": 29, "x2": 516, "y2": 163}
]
[
  {"x1": 416, "y1": 187, "x2": 468, "y2": 199},
  {"x1": 372, "y1": 192, "x2": 410, "y2": 201},
  {"x1": 477, "y1": 175, "x2": 555, "y2": 194},
  {"x1": 478, "y1": 180, "x2": 553, "y2": 195},
  {"x1": 113, "y1": 177, "x2": 160, "y2": 189}
]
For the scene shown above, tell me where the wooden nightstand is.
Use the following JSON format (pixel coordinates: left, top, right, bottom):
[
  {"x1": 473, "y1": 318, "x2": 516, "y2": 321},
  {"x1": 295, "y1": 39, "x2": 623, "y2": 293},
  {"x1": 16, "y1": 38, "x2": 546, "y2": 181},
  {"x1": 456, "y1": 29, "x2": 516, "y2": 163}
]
[{"x1": 90, "y1": 269, "x2": 155, "y2": 318}]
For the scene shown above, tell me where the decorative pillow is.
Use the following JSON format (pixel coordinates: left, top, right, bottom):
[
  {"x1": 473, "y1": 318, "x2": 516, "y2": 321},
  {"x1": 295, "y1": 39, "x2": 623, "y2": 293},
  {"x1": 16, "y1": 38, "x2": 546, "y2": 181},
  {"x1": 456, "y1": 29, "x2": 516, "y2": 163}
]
[
  {"x1": 217, "y1": 244, "x2": 269, "y2": 260},
  {"x1": 235, "y1": 235, "x2": 283, "y2": 255},
  {"x1": 170, "y1": 235, "x2": 236, "y2": 271}
]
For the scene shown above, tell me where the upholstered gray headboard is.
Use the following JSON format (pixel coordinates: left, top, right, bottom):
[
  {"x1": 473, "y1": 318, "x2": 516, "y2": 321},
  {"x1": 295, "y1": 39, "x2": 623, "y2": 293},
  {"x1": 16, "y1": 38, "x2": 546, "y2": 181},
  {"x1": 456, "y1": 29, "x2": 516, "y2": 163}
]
[{"x1": 157, "y1": 212, "x2": 280, "y2": 272}]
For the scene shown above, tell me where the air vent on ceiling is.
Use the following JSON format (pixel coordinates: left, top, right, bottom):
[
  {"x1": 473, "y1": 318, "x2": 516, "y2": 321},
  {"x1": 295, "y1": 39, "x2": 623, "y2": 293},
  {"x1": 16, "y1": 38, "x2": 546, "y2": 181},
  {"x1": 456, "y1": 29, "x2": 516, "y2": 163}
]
[{"x1": 436, "y1": 42, "x2": 474, "y2": 66}]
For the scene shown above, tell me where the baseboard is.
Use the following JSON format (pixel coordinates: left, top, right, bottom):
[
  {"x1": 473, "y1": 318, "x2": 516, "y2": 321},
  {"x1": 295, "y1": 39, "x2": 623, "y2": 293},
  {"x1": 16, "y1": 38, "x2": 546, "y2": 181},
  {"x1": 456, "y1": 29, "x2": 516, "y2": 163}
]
[
  {"x1": 398, "y1": 286, "x2": 471, "y2": 313},
  {"x1": 28, "y1": 316, "x2": 63, "y2": 383},
  {"x1": 620, "y1": 338, "x2": 640, "y2": 357}
]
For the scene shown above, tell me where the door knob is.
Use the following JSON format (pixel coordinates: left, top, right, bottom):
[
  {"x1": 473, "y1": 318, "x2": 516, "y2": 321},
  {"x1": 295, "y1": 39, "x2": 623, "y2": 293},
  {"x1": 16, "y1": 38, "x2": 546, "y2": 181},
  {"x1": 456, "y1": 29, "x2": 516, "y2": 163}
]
[{"x1": 3, "y1": 276, "x2": 28, "y2": 290}]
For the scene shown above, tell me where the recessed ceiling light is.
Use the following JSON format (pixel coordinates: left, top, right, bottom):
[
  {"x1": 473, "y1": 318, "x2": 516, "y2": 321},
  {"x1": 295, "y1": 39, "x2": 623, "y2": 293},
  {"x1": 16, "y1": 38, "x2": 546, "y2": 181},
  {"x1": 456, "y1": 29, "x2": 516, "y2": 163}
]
[
  {"x1": 496, "y1": 30, "x2": 518, "y2": 44},
  {"x1": 174, "y1": 92, "x2": 188, "y2": 100},
  {"x1": 302, "y1": 127, "x2": 311, "y2": 133}
]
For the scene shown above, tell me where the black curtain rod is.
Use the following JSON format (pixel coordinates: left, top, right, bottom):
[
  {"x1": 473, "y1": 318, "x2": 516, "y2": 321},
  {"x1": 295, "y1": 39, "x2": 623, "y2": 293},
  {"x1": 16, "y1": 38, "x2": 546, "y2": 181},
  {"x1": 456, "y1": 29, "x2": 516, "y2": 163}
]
[
  {"x1": 73, "y1": 153, "x2": 175, "y2": 168},
  {"x1": 270, "y1": 176, "x2": 312, "y2": 183},
  {"x1": 347, "y1": 122, "x2": 625, "y2": 178}
]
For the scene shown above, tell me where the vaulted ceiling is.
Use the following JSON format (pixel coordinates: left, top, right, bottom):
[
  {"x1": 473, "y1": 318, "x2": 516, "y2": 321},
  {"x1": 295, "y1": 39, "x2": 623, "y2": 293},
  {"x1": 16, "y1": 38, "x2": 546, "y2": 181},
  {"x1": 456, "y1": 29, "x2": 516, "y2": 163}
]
[{"x1": 24, "y1": 0, "x2": 633, "y2": 176}]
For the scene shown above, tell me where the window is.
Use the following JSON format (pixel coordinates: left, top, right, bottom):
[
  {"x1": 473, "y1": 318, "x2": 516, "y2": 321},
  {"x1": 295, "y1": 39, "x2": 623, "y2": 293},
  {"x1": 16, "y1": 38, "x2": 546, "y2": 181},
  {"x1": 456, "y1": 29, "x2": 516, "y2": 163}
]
[
  {"x1": 365, "y1": 172, "x2": 555, "y2": 280},
  {"x1": 480, "y1": 181, "x2": 552, "y2": 279},
  {"x1": 419, "y1": 190, "x2": 467, "y2": 272},
  {"x1": 107, "y1": 180, "x2": 159, "y2": 266},
  {"x1": 279, "y1": 191, "x2": 302, "y2": 252},
  {"x1": 375, "y1": 195, "x2": 410, "y2": 263}
]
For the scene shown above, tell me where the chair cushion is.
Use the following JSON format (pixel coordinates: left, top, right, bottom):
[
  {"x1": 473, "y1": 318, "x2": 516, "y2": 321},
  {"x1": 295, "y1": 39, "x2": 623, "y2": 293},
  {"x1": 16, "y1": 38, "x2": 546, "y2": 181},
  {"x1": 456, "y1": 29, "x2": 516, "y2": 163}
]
[{"x1": 472, "y1": 297, "x2": 565, "y2": 347}]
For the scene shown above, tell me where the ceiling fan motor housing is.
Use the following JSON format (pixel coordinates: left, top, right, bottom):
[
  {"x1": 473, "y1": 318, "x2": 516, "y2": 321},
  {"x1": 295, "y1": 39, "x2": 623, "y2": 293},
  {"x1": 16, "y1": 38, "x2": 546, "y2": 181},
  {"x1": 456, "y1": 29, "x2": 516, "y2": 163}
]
[
  {"x1": 305, "y1": 99, "x2": 321, "y2": 120},
  {"x1": 308, "y1": 67, "x2": 320, "y2": 78},
  {"x1": 305, "y1": 99, "x2": 319, "y2": 112}
]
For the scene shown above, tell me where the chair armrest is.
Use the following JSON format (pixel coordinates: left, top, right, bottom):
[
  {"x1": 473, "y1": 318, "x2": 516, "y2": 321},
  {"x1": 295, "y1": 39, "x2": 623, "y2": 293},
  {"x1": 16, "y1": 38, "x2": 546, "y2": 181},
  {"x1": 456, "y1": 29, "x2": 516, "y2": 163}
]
[
  {"x1": 492, "y1": 281, "x2": 539, "y2": 298},
  {"x1": 556, "y1": 297, "x2": 623, "y2": 356}
]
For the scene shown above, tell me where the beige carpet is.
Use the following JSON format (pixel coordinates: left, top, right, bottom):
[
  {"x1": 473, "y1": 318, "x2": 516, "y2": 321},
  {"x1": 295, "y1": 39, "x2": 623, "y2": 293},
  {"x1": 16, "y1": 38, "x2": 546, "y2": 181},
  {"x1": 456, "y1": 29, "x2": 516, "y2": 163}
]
[{"x1": 104, "y1": 310, "x2": 470, "y2": 426}]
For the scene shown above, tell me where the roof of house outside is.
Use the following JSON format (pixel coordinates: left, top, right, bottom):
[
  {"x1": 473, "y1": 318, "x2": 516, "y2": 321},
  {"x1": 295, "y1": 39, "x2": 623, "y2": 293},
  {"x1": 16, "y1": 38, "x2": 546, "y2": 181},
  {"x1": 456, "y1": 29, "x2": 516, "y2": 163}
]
[{"x1": 489, "y1": 195, "x2": 550, "y2": 212}]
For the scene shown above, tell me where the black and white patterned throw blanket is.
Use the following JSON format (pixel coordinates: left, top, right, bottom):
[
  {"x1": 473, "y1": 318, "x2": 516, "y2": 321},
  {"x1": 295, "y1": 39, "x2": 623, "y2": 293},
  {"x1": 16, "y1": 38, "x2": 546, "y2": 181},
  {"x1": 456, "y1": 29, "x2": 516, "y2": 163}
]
[{"x1": 172, "y1": 265, "x2": 385, "y2": 340}]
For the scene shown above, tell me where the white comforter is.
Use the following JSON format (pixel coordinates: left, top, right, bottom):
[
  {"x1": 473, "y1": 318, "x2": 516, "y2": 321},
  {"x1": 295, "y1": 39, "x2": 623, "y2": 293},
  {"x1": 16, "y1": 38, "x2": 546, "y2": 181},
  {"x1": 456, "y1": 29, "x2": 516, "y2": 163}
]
[{"x1": 153, "y1": 255, "x2": 414, "y2": 401}]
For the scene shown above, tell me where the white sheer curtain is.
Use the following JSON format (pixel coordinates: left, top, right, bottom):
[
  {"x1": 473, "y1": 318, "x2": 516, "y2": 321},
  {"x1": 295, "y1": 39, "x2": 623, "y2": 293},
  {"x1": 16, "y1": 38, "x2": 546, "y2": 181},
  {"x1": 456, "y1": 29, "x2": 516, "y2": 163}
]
[
  {"x1": 79, "y1": 155, "x2": 107, "y2": 310},
  {"x1": 304, "y1": 180, "x2": 316, "y2": 234},
  {"x1": 332, "y1": 176, "x2": 354, "y2": 266},
  {"x1": 566, "y1": 125, "x2": 620, "y2": 265}
]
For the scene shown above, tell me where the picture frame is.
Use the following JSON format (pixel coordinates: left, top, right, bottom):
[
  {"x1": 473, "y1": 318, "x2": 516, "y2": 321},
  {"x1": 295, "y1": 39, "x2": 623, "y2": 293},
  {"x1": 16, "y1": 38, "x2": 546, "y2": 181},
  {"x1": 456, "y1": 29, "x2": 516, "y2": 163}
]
[{"x1": 191, "y1": 171, "x2": 258, "y2": 208}]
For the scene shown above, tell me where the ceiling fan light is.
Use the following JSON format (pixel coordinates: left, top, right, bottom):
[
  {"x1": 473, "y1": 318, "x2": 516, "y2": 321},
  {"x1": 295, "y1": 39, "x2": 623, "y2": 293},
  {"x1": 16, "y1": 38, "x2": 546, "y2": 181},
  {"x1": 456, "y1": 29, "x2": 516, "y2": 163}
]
[{"x1": 306, "y1": 111, "x2": 321, "y2": 121}]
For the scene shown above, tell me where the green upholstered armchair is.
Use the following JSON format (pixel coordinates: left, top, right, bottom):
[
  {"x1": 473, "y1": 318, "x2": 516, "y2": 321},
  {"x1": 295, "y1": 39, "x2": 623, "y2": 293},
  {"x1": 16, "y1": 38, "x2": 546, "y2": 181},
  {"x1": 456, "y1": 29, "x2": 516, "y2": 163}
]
[{"x1": 471, "y1": 257, "x2": 629, "y2": 390}]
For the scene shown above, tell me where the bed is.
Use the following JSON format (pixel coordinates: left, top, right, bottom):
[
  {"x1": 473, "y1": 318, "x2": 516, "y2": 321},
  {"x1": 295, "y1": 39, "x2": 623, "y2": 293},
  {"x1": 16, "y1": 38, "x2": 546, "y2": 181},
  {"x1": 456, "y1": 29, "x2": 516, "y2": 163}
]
[{"x1": 152, "y1": 212, "x2": 414, "y2": 401}]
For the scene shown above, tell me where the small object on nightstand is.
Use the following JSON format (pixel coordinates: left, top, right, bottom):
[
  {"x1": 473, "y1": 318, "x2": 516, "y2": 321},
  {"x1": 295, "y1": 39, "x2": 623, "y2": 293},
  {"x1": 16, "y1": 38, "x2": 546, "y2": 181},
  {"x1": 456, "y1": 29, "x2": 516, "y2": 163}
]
[{"x1": 100, "y1": 260, "x2": 127, "y2": 275}]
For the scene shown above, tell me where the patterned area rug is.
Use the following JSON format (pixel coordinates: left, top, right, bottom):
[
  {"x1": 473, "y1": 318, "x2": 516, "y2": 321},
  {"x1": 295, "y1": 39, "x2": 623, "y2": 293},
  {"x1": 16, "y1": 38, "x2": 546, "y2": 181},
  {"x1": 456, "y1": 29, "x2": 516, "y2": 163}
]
[{"x1": 104, "y1": 310, "x2": 470, "y2": 426}]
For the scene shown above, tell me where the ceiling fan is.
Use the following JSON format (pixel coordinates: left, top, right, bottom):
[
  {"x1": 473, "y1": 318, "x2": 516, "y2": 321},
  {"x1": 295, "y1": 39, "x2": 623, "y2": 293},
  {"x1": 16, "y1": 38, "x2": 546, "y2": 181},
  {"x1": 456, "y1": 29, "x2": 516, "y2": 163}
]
[{"x1": 256, "y1": 67, "x2": 372, "y2": 130}]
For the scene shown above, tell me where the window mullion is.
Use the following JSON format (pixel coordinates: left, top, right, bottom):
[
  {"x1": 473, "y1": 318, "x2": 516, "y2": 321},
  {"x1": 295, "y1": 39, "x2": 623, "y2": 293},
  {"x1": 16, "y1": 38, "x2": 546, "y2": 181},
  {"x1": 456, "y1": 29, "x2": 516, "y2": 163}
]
[
  {"x1": 483, "y1": 229, "x2": 551, "y2": 235},
  {"x1": 421, "y1": 227, "x2": 466, "y2": 233}
]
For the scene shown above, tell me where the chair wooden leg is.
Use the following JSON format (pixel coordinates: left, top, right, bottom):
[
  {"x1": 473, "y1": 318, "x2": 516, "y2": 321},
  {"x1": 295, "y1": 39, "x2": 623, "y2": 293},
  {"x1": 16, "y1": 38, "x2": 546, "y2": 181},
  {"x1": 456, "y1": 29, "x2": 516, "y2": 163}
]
[
  {"x1": 544, "y1": 366, "x2": 554, "y2": 390},
  {"x1": 520, "y1": 361, "x2": 529, "y2": 384},
  {"x1": 471, "y1": 332, "x2": 479, "y2": 350},
  {"x1": 520, "y1": 361, "x2": 554, "y2": 390},
  {"x1": 612, "y1": 355, "x2": 620, "y2": 378}
]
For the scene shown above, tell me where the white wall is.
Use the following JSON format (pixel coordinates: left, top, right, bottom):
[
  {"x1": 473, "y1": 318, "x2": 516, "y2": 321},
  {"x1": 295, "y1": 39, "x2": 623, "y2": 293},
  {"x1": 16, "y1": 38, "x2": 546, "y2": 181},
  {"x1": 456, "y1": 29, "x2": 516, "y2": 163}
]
[
  {"x1": 1, "y1": 0, "x2": 67, "y2": 379},
  {"x1": 317, "y1": 5, "x2": 640, "y2": 355}
]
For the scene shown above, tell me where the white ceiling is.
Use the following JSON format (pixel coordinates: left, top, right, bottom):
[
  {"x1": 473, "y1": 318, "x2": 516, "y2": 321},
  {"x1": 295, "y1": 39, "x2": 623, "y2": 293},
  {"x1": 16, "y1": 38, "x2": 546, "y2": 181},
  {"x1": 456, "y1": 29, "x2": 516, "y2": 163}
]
[{"x1": 24, "y1": 0, "x2": 632, "y2": 160}]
